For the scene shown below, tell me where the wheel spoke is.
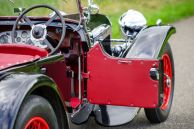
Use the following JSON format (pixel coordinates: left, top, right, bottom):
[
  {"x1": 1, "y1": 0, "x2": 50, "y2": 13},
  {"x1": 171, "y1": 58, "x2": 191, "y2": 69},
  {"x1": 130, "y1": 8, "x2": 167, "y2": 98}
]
[
  {"x1": 38, "y1": 122, "x2": 41, "y2": 129},
  {"x1": 45, "y1": 14, "x2": 57, "y2": 26},
  {"x1": 44, "y1": 38, "x2": 54, "y2": 51},
  {"x1": 23, "y1": 15, "x2": 34, "y2": 27}
]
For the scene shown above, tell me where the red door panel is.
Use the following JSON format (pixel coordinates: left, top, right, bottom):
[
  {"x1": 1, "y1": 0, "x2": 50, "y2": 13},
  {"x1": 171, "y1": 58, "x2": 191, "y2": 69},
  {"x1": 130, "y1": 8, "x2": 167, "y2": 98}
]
[{"x1": 87, "y1": 44, "x2": 160, "y2": 108}]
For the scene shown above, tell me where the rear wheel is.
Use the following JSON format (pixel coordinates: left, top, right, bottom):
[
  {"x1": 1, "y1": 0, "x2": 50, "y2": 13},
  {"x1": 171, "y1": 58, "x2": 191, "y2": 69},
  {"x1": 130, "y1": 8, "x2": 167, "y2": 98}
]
[
  {"x1": 144, "y1": 43, "x2": 175, "y2": 123},
  {"x1": 14, "y1": 95, "x2": 59, "y2": 129}
]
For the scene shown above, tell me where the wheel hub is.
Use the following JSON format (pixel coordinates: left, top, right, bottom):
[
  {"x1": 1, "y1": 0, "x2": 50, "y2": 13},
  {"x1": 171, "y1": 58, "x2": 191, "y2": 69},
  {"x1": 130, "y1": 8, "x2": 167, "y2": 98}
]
[
  {"x1": 164, "y1": 74, "x2": 171, "y2": 88},
  {"x1": 31, "y1": 24, "x2": 47, "y2": 41}
]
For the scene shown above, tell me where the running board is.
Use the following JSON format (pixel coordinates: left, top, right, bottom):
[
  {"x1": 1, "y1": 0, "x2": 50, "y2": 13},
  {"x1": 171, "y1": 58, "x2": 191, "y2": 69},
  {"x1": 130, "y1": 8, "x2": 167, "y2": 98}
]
[{"x1": 70, "y1": 103, "x2": 94, "y2": 124}]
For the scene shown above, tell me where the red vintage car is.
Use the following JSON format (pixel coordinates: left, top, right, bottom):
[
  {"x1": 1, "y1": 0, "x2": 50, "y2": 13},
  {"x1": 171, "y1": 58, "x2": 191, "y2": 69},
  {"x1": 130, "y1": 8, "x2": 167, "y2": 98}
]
[{"x1": 0, "y1": 0, "x2": 175, "y2": 129}]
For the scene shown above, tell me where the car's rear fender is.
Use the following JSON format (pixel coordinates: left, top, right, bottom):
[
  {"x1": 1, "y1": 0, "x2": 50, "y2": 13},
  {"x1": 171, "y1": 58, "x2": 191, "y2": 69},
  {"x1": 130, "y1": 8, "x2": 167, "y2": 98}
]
[
  {"x1": 124, "y1": 25, "x2": 176, "y2": 59},
  {"x1": 0, "y1": 73, "x2": 67, "y2": 129}
]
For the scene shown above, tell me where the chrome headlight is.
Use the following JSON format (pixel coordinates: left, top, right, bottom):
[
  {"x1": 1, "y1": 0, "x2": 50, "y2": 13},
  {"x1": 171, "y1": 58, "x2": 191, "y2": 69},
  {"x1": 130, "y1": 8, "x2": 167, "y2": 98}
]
[{"x1": 119, "y1": 10, "x2": 147, "y2": 39}]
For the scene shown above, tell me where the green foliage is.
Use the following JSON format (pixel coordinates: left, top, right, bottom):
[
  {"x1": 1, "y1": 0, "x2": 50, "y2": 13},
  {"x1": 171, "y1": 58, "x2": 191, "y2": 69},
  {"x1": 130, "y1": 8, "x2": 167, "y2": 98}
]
[
  {"x1": 96, "y1": 0, "x2": 194, "y2": 37},
  {"x1": 0, "y1": 0, "x2": 194, "y2": 37}
]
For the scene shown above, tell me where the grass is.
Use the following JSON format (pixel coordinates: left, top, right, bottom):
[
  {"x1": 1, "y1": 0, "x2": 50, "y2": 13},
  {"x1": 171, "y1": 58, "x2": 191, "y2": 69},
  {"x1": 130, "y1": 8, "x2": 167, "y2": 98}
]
[
  {"x1": 0, "y1": 0, "x2": 194, "y2": 37},
  {"x1": 96, "y1": 0, "x2": 194, "y2": 37}
]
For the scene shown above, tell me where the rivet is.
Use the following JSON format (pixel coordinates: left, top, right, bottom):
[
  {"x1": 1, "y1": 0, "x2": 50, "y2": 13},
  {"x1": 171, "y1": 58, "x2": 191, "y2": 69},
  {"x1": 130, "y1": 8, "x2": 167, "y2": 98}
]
[
  {"x1": 107, "y1": 101, "x2": 111, "y2": 104},
  {"x1": 153, "y1": 63, "x2": 158, "y2": 67}
]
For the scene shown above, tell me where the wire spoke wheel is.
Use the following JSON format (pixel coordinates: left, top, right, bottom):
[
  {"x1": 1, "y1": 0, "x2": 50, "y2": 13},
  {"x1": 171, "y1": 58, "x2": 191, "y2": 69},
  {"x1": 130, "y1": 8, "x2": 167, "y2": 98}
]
[
  {"x1": 24, "y1": 117, "x2": 50, "y2": 129},
  {"x1": 144, "y1": 43, "x2": 175, "y2": 123},
  {"x1": 161, "y1": 53, "x2": 172, "y2": 110},
  {"x1": 14, "y1": 95, "x2": 59, "y2": 129}
]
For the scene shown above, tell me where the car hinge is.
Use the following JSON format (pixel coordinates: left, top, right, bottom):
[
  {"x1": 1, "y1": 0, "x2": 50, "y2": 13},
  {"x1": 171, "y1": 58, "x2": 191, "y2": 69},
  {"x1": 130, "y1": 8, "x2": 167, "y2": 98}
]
[{"x1": 81, "y1": 72, "x2": 90, "y2": 79}]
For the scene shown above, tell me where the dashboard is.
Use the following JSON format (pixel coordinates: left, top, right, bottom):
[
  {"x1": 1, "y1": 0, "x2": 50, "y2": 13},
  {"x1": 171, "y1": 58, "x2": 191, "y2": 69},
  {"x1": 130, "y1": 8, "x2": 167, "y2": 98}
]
[
  {"x1": 0, "y1": 30, "x2": 31, "y2": 44},
  {"x1": 0, "y1": 17, "x2": 88, "y2": 51}
]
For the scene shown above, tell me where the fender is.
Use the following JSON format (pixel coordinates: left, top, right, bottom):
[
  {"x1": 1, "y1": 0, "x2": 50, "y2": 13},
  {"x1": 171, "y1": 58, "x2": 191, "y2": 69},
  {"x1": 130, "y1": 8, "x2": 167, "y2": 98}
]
[
  {"x1": 125, "y1": 25, "x2": 176, "y2": 59},
  {"x1": 0, "y1": 73, "x2": 63, "y2": 129}
]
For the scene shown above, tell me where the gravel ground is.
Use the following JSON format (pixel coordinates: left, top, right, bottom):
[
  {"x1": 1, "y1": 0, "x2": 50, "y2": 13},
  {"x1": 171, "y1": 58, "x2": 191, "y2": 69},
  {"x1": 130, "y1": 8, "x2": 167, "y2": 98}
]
[{"x1": 70, "y1": 16, "x2": 194, "y2": 129}]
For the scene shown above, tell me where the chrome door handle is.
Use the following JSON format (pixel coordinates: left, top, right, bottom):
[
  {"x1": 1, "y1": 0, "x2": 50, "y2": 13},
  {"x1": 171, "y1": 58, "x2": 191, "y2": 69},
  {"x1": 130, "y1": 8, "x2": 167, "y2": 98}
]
[{"x1": 118, "y1": 60, "x2": 132, "y2": 64}]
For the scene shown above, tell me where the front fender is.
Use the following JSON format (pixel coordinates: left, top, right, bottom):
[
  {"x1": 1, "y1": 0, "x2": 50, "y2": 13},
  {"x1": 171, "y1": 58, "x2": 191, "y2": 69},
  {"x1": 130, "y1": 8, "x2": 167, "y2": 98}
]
[
  {"x1": 125, "y1": 25, "x2": 176, "y2": 59},
  {"x1": 0, "y1": 73, "x2": 60, "y2": 129}
]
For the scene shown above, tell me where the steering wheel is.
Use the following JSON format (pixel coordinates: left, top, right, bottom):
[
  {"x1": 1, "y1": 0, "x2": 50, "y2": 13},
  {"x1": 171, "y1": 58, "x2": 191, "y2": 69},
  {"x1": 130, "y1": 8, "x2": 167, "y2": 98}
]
[{"x1": 12, "y1": 5, "x2": 66, "y2": 55}]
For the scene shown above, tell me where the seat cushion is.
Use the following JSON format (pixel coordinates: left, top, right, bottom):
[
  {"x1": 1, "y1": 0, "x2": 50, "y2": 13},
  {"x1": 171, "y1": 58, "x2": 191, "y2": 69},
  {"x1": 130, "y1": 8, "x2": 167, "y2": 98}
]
[{"x1": 0, "y1": 44, "x2": 48, "y2": 70}]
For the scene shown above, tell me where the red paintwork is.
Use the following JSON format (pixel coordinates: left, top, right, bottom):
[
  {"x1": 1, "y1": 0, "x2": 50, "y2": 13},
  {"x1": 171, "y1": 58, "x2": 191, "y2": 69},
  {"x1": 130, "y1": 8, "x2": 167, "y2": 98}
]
[
  {"x1": 24, "y1": 117, "x2": 50, "y2": 129},
  {"x1": 44, "y1": 38, "x2": 82, "y2": 107},
  {"x1": 70, "y1": 97, "x2": 81, "y2": 108},
  {"x1": 161, "y1": 53, "x2": 172, "y2": 110},
  {"x1": 44, "y1": 61, "x2": 71, "y2": 103},
  {"x1": 87, "y1": 44, "x2": 160, "y2": 108},
  {"x1": 0, "y1": 44, "x2": 48, "y2": 70}
]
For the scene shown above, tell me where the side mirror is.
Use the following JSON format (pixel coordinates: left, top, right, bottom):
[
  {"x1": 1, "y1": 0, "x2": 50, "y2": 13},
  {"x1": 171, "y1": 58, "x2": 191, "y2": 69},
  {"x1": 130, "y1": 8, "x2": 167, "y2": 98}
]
[
  {"x1": 84, "y1": 0, "x2": 100, "y2": 23},
  {"x1": 89, "y1": 3, "x2": 99, "y2": 14},
  {"x1": 14, "y1": 8, "x2": 25, "y2": 14},
  {"x1": 156, "y1": 19, "x2": 162, "y2": 26}
]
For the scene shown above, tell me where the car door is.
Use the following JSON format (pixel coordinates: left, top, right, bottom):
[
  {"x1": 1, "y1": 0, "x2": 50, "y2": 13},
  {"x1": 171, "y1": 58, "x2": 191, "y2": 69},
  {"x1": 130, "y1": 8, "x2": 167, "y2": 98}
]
[{"x1": 87, "y1": 43, "x2": 161, "y2": 108}]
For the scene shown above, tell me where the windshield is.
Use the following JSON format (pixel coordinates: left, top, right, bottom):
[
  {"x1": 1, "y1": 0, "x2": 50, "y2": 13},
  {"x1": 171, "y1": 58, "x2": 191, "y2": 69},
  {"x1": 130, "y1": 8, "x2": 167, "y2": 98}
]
[{"x1": 0, "y1": 0, "x2": 79, "y2": 16}]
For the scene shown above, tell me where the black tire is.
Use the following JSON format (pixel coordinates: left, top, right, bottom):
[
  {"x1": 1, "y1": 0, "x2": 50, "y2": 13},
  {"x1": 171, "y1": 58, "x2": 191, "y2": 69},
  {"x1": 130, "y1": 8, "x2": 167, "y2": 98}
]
[
  {"x1": 14, "y1": 95, "x2": 59, "y2": 129},
  {"x1": 144, "y1": 43, "x2": 175, "y2": 123}
]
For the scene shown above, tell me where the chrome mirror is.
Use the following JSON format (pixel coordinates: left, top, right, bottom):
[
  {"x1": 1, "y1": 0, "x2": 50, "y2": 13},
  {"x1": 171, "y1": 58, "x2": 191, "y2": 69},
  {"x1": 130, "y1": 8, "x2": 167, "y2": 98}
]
[
  {"x1": 156, "y1": 19, "x2": 162, "y2": 26},
  {"x1": 83, "y1": 0, "x2": 100, "y2": 23},
  {"x1": 14, "y1": 7, "x2": 25, "y2": 14},
  {"x1": 89, "y1": 3, "x2": 99, "y2": 14}
]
